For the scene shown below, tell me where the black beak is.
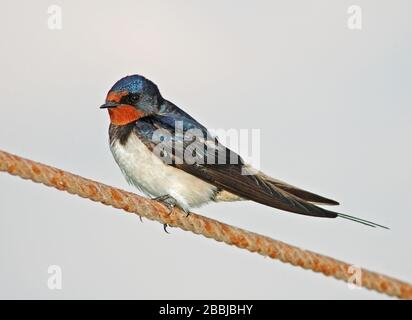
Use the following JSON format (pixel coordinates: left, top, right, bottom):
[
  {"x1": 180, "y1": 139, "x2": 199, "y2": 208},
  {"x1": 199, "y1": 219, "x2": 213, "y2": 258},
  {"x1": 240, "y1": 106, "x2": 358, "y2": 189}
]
[{"x1": 100, "y1": 102, "x2": 119, "y2": 109}]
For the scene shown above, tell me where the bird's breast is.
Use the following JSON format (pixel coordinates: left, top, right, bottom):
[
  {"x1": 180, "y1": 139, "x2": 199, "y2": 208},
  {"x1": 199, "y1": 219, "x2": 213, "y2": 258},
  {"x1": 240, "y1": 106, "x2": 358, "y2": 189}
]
[{"x1": 110, "y1": 132, "x2": 217, "y2": 211}]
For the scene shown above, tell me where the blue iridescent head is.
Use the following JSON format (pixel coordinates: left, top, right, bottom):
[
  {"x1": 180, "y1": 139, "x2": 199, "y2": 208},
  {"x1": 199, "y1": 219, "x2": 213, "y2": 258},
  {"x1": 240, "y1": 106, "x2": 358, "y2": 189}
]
[
  {"x1": 100, "y1": 75, "x2": 164, "y2": 125},
  {"x1": 110, "y1": 75, "x2": 158, "y2": 95}
]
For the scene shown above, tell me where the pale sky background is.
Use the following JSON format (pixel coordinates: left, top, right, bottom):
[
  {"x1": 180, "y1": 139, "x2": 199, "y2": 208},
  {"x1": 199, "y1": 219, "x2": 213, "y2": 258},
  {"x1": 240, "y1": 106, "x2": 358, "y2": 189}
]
[{"x1": 0, "y1": 0, "x2": 411, "y2": 299}]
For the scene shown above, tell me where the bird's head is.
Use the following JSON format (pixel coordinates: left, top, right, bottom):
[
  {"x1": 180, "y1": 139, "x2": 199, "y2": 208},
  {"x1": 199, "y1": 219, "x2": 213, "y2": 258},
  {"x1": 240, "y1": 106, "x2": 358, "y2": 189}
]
[{"x1": 100, "y1": 75, "x2": 163, "y2": 125}]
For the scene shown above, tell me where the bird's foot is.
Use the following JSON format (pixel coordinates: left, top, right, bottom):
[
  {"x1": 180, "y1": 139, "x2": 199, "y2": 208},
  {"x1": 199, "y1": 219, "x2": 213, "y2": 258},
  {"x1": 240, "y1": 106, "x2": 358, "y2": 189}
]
[
  {"x1": 153, "y1": 195, "x2": 178, "y2": 234},
  {"x1": 152, "y1": 195, "x2": 178, "y2": 214},
  {"x1": 153, "y1": 195, "x2": 191, "y2": 233}
]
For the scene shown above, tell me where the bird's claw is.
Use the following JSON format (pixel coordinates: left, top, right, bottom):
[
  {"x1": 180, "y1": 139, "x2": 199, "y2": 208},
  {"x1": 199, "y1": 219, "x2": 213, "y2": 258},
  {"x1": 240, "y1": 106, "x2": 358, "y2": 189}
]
[
  {"x1": 153, "y1": 195, "x2": 191, "y2": 233},
  {"x1": 153, "y1": 195, "x2": 177, "y2": 215}
]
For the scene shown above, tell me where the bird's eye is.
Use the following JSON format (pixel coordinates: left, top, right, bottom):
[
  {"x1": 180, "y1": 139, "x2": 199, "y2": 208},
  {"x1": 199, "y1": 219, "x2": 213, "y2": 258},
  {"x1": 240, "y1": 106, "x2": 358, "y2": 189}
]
[{"x1": 129, "y1": 93, "x2": 140, "y2": 103}]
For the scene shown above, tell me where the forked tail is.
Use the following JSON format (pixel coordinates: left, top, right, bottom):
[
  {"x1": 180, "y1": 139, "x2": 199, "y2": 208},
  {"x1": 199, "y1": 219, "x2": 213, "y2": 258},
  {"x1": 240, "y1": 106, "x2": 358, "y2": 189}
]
[{"x1": 337, "y1": 213, "x2": 389, "y2": 229}]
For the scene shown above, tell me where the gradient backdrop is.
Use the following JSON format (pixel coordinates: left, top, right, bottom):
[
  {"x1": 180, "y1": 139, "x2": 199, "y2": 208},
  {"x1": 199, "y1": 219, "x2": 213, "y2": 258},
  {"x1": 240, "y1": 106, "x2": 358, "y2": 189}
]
[{"x1": 0, "y1": 0, "x2": 411, "y2": 299}]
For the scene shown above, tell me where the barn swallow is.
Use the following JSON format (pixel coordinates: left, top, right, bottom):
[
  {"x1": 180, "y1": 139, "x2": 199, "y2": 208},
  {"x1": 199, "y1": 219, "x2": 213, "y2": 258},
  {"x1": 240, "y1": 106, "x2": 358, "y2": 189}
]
[{"x1": 101, "y1": 75, "x2": 387, "y2": 229}]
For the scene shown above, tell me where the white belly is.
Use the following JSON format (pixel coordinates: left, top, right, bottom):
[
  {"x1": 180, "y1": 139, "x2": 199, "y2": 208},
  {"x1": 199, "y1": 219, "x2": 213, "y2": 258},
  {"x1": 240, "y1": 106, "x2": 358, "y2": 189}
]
[{"x1": 110, "y1": 133, "x2": 217, "y2": 211}]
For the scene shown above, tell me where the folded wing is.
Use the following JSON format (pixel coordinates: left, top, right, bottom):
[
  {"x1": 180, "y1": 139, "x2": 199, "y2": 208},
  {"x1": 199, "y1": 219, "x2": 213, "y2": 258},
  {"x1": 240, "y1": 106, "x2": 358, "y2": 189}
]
[{"x1": 134, "y1": 113, "x2": 339, "y2": 218}]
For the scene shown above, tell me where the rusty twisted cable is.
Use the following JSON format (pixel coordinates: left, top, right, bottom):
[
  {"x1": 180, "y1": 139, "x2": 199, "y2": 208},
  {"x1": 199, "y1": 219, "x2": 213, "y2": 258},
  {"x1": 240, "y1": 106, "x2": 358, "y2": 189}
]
[{"x1": 0, "y1": 149, "x2": 411, "y2": 299}]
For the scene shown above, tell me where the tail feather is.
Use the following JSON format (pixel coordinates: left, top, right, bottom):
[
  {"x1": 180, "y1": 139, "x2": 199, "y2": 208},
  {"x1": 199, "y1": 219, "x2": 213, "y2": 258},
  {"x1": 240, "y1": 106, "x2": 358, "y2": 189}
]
[
  {"x1": 261, "y1": 175, "x2": 339, "y2": 206},
  {"x1": 337, "y1": 213, "x2": 389, "y2": 229},
  {"x1": 259, "y1": 174, "x2": 388, "y2": 229}
]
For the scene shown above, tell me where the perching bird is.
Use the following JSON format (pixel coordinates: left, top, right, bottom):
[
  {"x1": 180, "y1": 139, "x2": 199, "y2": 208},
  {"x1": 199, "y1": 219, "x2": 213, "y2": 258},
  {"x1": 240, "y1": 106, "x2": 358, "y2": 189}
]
[{"x1": 101, "y1": 74, "x2": 387, "y2": 229}]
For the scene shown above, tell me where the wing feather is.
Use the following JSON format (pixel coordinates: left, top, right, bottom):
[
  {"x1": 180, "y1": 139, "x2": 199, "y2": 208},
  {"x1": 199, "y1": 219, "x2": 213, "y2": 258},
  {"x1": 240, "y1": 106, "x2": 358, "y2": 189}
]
[{"x1": 133, "y1": 114, "x2": 339, "y2": 218}]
